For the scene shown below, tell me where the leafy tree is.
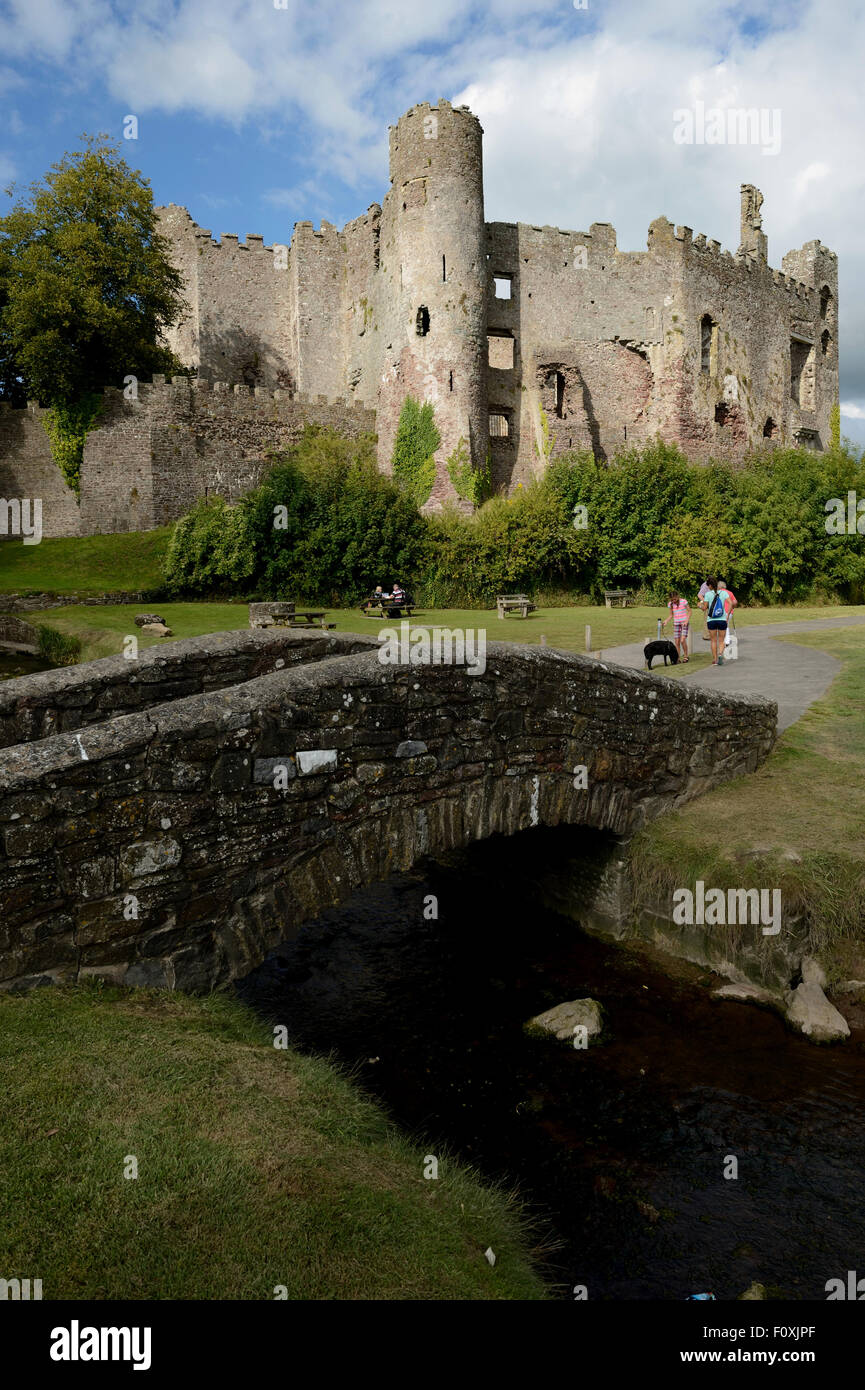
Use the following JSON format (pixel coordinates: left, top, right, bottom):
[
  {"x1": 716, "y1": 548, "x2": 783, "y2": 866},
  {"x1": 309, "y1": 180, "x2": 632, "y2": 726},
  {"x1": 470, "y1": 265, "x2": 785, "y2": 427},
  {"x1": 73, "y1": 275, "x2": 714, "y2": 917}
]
[
  {"x1": 0, "y1": 135, "x2": 186, "y2": 490},
  {"x1": 391, "y1": 396, "x2": 439, "y2": 508}
]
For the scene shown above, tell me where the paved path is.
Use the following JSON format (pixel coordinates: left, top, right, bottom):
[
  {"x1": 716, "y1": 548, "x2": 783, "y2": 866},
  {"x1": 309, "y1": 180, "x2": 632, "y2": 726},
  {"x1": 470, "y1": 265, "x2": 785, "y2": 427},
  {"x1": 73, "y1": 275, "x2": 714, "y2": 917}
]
[{"x1": 599, "y1": 615, "x2": 865, "y2": 732}]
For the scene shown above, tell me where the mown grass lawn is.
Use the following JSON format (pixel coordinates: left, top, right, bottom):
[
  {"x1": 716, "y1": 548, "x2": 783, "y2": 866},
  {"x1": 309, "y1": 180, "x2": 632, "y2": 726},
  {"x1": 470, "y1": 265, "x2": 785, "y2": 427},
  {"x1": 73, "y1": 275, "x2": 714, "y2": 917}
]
[
  {"x1": 0, "y1": 529, "x2": 171, "y2": 594},
  {"x1": 632, "y1": 625, "x2": 865, "y2": 977},
  {"x1": 0, "y1": 986, "x2": 547, "y2": 1301},
  {"x1": 22, "y1": 598, "x2": 865, "y2": 666}
]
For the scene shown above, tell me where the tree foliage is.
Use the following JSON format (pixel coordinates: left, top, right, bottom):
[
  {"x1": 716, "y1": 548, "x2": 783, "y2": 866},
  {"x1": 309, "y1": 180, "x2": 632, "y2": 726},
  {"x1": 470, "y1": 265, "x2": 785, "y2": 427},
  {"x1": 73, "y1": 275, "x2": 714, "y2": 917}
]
[
  {"x1": 164, "y1": 426, "x2": 430, "y2": 603},
  {"x1": 0, "y1": 135, "x2": 186, "y2": 408},
  {"x1": 164, "y1": 430, "x2": 865, "y2": 608}
]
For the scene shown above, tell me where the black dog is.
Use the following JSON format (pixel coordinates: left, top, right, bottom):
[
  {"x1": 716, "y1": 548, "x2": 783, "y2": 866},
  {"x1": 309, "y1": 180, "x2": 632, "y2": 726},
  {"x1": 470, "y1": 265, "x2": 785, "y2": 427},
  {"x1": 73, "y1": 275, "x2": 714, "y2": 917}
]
[{"x1": 643, "y1": 639, "x2": 679, "y2": 670}]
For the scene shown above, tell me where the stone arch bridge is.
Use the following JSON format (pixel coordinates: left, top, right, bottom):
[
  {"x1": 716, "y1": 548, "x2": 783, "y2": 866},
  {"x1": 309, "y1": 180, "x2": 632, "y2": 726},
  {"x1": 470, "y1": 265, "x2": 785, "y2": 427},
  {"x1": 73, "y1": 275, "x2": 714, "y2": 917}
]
[{"x1": 0, "y1": 629, "x2": 776, "y2": 993}]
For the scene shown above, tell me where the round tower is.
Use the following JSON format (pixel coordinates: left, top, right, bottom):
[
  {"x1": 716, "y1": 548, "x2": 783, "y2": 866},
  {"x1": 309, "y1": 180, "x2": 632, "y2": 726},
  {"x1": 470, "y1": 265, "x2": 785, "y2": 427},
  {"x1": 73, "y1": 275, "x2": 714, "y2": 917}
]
[{"x1": 377, "y1": 100, "x2": 487, "y2": 507}]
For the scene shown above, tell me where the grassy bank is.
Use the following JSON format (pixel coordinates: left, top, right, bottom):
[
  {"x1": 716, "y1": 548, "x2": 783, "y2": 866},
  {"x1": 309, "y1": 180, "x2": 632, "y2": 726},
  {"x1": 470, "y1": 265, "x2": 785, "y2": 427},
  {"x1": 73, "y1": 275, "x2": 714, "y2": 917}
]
[
  {"x1": 631, "y1": 625, "x2": 865, "y2": 978},
  {"x1": 0, "y1": 985, "x2": 546, "y2": 1300},
  {"x1": 0, "y1": 529, "x2": 171, "y2": 594},
  {"x1": 22, "y1": 599, "x2": 865, "y2": 666}
]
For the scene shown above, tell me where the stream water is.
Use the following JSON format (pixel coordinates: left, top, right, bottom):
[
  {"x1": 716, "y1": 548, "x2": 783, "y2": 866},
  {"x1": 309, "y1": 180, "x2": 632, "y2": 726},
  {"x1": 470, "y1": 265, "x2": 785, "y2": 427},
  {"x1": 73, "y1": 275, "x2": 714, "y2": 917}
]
[
  {"x1": 236, "y1": 829, "x2": 865, "y2": 1301},
  {"x1": 0, "y1": 651, "x2": 53, "y2": 680}
]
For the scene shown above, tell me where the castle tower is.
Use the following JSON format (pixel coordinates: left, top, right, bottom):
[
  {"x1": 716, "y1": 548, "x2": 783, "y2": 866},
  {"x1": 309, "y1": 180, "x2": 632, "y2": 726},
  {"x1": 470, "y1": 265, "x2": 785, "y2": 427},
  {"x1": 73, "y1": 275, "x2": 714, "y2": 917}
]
[{"x1": 377, "y1": 100, "x2": 487, "y2": 506}]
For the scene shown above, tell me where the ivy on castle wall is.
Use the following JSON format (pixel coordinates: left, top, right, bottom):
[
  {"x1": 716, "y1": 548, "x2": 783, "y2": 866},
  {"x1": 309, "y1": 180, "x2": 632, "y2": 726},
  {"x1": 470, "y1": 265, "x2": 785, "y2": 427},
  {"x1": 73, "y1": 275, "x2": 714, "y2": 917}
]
[
  {"x1": 391, "y1": 396, "x2": 439, "y2": 509},
  {"x1": 41, "y1": 394, "x2": 103, "y2": 498},
  {"x1": 447, "y1": 436, "x2": 491, "y2": 506}
]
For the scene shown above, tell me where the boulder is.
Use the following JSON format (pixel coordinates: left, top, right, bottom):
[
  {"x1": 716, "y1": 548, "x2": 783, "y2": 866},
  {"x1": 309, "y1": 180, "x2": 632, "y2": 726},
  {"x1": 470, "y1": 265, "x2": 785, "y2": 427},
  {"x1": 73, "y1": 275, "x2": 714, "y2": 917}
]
[
  {"x1": 134, "y1": 614, "x2": 166, "y2": 628},
  {"x1": 739, "y1": 1282, "x2": 767, "y2": 1300},
  {"x1": 785, "y1": 959, "x2": 850, "y2": 1043},
  {"x1": 526, "y1": 998, "x2": 604, "y2": 1044},
  {"x1": 140, "y1": 622, "x2": 173, "y2": 637}
]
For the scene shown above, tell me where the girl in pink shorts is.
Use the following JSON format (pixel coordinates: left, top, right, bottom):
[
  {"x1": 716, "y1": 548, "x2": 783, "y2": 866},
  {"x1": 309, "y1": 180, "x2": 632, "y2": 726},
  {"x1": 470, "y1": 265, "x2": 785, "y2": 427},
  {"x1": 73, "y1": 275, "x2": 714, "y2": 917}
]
[{"x1": 662, "y1": 592, "x2": 691, "y2": 661}]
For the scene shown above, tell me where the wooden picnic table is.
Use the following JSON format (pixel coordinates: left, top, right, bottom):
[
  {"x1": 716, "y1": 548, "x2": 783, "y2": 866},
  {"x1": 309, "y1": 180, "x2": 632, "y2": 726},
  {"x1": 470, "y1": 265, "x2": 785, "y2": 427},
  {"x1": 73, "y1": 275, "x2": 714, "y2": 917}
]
[
  {"x1": 603, "y1": 589, "x2": 635, "y2": 609},
  {"x1": 496, "y1": 593, "x2": 536, "y2": 618},
  {"x1": 359, "y1": 596, "x2": 416, "y2": 619},
  {"x1": 286, "y1": 610, "x2": 335, "y2": 630}
]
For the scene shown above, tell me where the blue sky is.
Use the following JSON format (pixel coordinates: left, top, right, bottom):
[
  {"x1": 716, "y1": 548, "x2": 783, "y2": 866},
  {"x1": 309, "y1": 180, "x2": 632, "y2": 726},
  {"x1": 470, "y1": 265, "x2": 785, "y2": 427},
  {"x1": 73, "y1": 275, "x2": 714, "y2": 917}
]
[{"x1": 2, "y1": 0, "x2": 863, "y2": 443}]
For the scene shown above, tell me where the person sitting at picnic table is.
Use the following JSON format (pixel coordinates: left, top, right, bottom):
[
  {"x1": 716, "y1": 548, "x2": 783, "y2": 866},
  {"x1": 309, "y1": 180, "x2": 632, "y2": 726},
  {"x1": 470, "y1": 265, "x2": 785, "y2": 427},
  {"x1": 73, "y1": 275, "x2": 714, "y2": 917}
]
[{"x1": 391, "y1": 582, "x2": 406, "y2": 605}]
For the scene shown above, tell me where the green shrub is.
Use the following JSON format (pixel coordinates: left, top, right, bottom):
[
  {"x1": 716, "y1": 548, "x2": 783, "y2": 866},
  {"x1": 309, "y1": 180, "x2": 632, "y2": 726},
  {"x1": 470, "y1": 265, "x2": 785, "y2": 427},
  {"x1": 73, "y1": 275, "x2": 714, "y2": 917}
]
[
  {"x1": 163, "y1": 426, "x2": 865, "y2": 609},
  {"x1": 36, "y1": 624, "x2": 82, "y2": 666},
  {"x1": 164, "y1": 426, "x2": 429, "y2": 605},
  {"x1": 163, "y1": 496, "x2": 256, "y2": 596}
]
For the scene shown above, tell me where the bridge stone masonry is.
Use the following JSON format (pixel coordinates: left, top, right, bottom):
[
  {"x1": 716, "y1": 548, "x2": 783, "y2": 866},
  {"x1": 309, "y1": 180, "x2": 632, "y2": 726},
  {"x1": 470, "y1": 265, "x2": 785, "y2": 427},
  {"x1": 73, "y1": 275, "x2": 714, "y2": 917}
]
[{"x1": 0, "y1": 629, "x2": 776, "y2": 993}]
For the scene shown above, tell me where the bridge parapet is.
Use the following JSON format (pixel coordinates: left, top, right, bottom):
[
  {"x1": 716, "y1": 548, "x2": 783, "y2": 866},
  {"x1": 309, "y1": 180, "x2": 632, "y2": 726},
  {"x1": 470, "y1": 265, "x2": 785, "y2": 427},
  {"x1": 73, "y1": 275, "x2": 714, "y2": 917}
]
[
  {"x1": 0, "y1": 638, "x2": 776, "y2": 993},
  {"x1": 0, "y1": 627, "x2": 379, "y2": 749}
]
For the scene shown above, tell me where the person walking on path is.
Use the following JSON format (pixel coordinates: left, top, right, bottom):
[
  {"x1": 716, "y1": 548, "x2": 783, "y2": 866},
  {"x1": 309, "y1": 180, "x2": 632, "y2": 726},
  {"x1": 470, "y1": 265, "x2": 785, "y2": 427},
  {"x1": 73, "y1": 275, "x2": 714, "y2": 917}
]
[
  {"x1": 700, "y1": 578, "x2": 728, "y2": 665},
  {"x1": 717, "y1": 579, "x2": 738, "y2": 651},
  {"x1": 697, "y1": 578, "x2": 711, "y2": 643},
  {"x1": 662, "y1": 591, "x2": 691, "y2": 661}
]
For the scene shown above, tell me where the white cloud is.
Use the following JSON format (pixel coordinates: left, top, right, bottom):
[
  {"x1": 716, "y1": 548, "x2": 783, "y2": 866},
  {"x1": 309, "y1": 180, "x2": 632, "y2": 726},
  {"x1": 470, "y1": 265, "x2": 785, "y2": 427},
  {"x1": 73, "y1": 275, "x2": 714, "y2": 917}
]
[
  {"x1": 793, "y1": 161, "x2": 831, "y2": 199},
  {"x1": 841, "y1": 403, "x2": 865, "y2": 421}
]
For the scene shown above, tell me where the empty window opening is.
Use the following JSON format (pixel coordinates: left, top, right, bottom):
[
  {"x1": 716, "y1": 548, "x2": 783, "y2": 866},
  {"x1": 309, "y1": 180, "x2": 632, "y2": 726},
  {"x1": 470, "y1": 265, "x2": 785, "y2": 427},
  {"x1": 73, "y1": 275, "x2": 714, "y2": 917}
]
[
  {"x1": 448, "y1": 371, "x2": 453, "y2": 392},
  {"x1": 488, "y1": 333, "x2": 514, "y2": 369},
  {"x1": 416, "y1": 306, "x2": 430, "y2": 336},
  {"x1": 763, "y1": 417, "x2": 777, "y2": 438},
  {"x1": 442, "y1": 254, "x2": 446, "y2": 282},
  {"x1": 700, "y1": 314, "x2": 716, "y2": 374},
  {"x1": 820, "y1": 285, "x2": 833, "y2": 319},
  {"x1": 790, "y1": 338, "x2": 814, "y2": 409},
  {"x1": 715, "y1": 402, "x2": 730, "y2": 426},
  {"x1": 554, "y1": 371, "x2": 565, "y2": 418},
  {"x1": 494, "y1": 275, "x2": 512, "y2": 299},
  {"x1": 821, "y1": 329, "x2": 831, "y2": 357},
  {"x1": 489, "y1": 411, "x2": 510, "y2": 438}
]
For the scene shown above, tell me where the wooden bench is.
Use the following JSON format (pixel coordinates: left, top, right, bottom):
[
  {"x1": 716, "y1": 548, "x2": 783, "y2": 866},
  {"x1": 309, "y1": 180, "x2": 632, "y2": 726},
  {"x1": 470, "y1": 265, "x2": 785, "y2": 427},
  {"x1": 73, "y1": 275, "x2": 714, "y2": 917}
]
[
  {"x1": 496, "y1": 593, "x2": 536, "y2": 619},
  {"x1": 603, "y1": 589, "x2": 635, "y2": 609},
  {"x1": 286, "y1": 611, "x2": 335, "y2": 630}
]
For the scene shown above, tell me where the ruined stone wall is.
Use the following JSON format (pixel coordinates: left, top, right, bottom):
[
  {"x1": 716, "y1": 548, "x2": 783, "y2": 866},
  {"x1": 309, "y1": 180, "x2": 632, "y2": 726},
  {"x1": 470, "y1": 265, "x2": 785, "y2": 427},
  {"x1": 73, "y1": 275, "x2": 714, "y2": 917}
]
[
  {"x1": 78, "y1": 377, "x2": 376, "y2": 536},
  {"x1": 0, "y1": 638, "x2": 776, "y2": 992},
  {"x1": 664, "y1": 224, "x2": 837, "y2": 459},
  {"x1": 292, "y1": 221, "x2": 346, "y2": 400},
  {"x1": 485, "y1": 208, "x2": 838, "y2": 487},
  {"x1": 342, "y1": 206, "x2": 384, "y2": 411},
  {"x1": 158, "y1": 206, "x2": 295, "y2": 389},
  {"x1": 0, "y1": 405, "x2": 81, "y2": 538}
]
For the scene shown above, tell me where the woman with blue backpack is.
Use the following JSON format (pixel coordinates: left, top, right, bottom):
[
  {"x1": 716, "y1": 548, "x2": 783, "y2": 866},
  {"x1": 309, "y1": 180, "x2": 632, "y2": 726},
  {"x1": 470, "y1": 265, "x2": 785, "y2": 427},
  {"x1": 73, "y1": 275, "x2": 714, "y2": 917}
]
[{"x1": 700, "y1": 578, "x2": 729, "y2": 666}]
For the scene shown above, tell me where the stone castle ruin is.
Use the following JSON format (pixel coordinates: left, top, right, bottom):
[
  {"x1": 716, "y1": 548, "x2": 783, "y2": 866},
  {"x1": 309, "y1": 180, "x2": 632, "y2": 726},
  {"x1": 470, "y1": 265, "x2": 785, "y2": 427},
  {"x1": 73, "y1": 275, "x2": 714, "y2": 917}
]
[{"x1": 0, "y1": 99, "x2": 838, "y2": 536}]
